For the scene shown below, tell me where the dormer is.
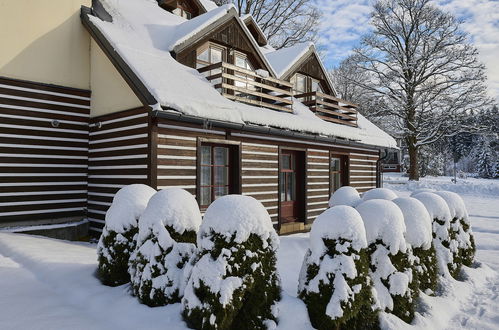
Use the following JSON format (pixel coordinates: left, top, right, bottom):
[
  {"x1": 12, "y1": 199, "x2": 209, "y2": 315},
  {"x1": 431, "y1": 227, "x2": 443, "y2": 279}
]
[
  {"x1": 170, "y1": 7, "x2": 294, "y2": 113},
  {"x1": 157, "y1": 0, "x2": 206, "y2": 19},
  {"x1": 266, "y1": 43, "x2": 358, "y2": 127}
]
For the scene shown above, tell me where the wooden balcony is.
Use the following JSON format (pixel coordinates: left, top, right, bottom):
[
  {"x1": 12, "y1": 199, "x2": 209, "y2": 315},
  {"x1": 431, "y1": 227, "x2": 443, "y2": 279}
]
[
  {"x1": 198, "y1": 62, "x2": 293, "y2": 113},
  {"x1": 295, "y1": 91, "x2": 358, "y2": 127}
]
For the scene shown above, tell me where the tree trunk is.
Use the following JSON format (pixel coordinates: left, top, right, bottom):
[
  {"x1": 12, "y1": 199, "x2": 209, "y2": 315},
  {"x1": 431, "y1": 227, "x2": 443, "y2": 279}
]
[{"x1": 408, "y1": 141, "x2": 419, "y2": 181}]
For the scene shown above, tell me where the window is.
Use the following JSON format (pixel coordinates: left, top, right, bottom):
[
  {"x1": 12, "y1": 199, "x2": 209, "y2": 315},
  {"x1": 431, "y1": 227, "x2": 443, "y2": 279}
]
[
  {"x1": 291, "y1": 73, "x2": 324, "y2": 94},
  {"x1": 234, "y1": 51, "x2": 256, "y2": 96},
  {"x1": 199, "y1": 144, "x2": 239, "y2": 207},
  {"x1": 330, "y1": 154, "x2": 348, "y2": 192},
  {"x1": 279, "y1": 153, "x2": 296, "y2": 202},
  {"x1": 196, "y1": 43, "x2": 226, "y2": 90}
]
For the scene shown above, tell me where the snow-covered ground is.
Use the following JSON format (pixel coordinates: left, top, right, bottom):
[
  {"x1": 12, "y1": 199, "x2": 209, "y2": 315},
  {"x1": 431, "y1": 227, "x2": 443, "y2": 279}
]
[{"x1": 0, "y1": 174, "x2": 497, "y2": 329}]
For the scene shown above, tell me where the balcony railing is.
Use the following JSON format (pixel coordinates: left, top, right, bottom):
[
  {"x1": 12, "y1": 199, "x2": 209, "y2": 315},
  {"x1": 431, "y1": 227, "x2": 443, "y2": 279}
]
[
  {"x1": 295, "y1": 91, "x2": 358, "y2": 127},
  {"x1": 198, "y1": 62, "x2": 293, "y2": 113}
]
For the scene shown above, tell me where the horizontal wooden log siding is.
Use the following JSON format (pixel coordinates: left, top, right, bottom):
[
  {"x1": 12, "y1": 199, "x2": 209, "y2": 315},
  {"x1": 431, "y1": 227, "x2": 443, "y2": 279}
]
[
  {"x1": 241, "y1": 142, "x2": 279, "y2": 225},
  {"x1": 0, "y1": 77, "x2": 90, "y2": 223},
  {"x1": 348, "y1": 151, "x2": 379, "y2": 193},
  {"x1": 156, "y1": 122, "x2": 226, "y2": 197},
  {"x1": 87, "y1": 107, "x2": 150, "y2": 234},
  {"x1": 306, "y1": 149, "x2": 330, "y2": 222}
]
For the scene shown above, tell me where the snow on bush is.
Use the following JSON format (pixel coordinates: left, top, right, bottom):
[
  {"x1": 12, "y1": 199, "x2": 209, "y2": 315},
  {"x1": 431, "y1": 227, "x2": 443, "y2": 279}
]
[
  {"x1": 128, "y1": 188, "x2": 202, "y2": 306},
  {"x1": 410, "y1": 188, "x2": 435, "y2": 197},
  {"x1": 328, "y1": 186, "x2": 362, "y2": 207},
  {"x1": 97, "y1": 184, "x2": 156, "y2": 286},
  {"x1": 362, "y1": 188, "x2": 398, "y2": 201},
  {"x1": 412, "y1": 192, "x2": 460, "y2": 278},
  {"x1": 182, "y1": 195, "x2": 281, "y2": 330},
  {"x1": 393, "y1": 197, "x2": 438, "y2": 293},
  {"x1": 298, "y1": 206, "x2": 378, "y2": 329},
  {"x1": 434, "y1": 191, "x2": 476, "y2": 268},
  {"x1": 356, "y1": 199, "x2": 418, "y2": 323}
]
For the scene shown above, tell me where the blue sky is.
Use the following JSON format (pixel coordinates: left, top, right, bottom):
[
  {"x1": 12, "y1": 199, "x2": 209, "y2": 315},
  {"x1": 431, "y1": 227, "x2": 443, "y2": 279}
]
[{"x1": 315, "y1": 0, "x2": 499, "y2": 101}]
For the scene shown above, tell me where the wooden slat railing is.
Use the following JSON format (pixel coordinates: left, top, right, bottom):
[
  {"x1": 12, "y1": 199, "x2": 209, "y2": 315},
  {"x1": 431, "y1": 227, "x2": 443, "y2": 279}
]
[
  {"x1": 198, "y1": 62, "x2": 293, "y2": 113},
  {"x1": 294, "y1": 91, "x2": 358, "y2": 127}
]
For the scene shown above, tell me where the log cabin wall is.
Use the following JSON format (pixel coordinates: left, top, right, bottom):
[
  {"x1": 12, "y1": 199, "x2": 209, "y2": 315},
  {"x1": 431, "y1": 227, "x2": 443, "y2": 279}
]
[
  {"x1": 154, "y1": 118, "x2": 380, "y2": 232},
  {"x1": 348, "y1": 151, "x2": 379, "y2": 193},
  {"x1": 306, "y1": 149, "x2": 330, "y2": 223},
  {"x1": 87, "y1": 107, "x2": 151, "y2": 234},
  {"x1": 0, "y1": 76, "x2": 90, "y2": 224}
]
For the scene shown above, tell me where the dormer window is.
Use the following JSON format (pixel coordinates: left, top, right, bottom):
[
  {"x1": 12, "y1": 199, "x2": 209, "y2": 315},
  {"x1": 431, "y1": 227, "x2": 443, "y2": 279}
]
[
  {"x1": 291, "y1": 73, "x2": 323, "y2": 94},
  {"x1": 172, "y1": 7, "x2": 192, "y2": 19}
]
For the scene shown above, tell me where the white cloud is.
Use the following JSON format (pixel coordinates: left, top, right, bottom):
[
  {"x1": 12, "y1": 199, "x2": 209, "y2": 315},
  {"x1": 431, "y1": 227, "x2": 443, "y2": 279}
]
[{"x1": 316, "y1": 0, "x2": 499, "y2": 101}]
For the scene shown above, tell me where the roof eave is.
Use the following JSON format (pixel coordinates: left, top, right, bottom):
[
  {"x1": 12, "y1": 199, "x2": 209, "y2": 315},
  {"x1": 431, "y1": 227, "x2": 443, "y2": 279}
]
[{"x1": 154, "y1": 107, "x2": 395, "y2": 151}]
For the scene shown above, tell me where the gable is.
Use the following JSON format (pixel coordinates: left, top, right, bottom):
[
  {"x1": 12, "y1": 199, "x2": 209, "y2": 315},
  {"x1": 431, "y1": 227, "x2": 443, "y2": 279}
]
[
  {"x1": 284, "y1": 52, "x2": 334, "y2": 95},
  {"x1": 175, "y1": 17, "x2": 270, "y2": 72}
]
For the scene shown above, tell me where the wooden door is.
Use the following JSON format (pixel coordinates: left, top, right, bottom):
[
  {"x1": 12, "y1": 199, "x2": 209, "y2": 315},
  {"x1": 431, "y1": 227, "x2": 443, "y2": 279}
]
[{"x1": 279, "y1": 150, "x2": 302, "y2": 222}]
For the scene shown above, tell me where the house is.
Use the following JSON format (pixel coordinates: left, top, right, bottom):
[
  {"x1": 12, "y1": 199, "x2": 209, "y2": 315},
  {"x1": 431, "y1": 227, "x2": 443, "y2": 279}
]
[{"x1": 0, "y1": 0, "x2": 396, "y2": 238}]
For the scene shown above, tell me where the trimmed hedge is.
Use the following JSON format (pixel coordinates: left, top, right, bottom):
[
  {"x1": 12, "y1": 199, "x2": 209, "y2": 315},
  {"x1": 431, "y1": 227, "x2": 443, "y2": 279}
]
[
  {"x1": 299, "y1": 237, "x2": 378, "y2": 330},
  {"x1": 97, "y1": 227, "x2": 138, "y2": 286},
  {"x1": 182, "y1": 232, "x2": 281, "y2": 330}
]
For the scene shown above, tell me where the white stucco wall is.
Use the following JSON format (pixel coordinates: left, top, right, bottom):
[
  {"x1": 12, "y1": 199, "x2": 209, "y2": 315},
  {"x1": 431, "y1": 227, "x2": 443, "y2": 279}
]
[{"x1": 90, "y1": 39, "x2": 142, "y2": 117}]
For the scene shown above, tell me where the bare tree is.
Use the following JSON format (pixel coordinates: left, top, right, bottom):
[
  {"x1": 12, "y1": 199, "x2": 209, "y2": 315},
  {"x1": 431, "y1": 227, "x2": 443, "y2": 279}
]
[
  {"x1": 212, "y1": 0, "x2": 320, "y2": 49},
  {"x1": 348, "y1": 0, "x2": 491, "y2": 180}
]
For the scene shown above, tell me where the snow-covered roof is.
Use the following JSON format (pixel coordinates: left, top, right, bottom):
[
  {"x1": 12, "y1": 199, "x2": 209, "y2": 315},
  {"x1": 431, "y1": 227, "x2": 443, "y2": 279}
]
[
  {"x1": 264, "y1": 42, "x2": 337, "y2": 95},
  {"x1": 86, "y1": 0, "x2": 397, "y2": 148},
  {"x1": 197, "y1": 0, "x2": 218, "y2": 12},
  {"x1": 241, "y1": 14, "x2": 268, "y2": 46},
  {"x1": 265, "y1": 42, "x2": 313, "y2": 78}
]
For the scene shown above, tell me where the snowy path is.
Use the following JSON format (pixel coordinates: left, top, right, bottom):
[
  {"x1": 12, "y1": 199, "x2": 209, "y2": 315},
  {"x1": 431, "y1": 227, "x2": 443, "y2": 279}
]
[{"x1": 445, "y1": 195, "x2": 499, "y2": 329}]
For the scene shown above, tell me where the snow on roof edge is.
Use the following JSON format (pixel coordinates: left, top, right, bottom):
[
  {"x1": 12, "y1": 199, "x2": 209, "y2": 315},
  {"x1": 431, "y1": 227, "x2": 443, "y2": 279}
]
[{"x1": 86, "y1": 0, "x2": 397, "y2": 149}]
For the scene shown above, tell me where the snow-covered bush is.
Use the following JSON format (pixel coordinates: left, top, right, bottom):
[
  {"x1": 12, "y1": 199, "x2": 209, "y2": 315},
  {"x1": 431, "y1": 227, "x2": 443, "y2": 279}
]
[
  {"x1": 393, "y1": 197, "x2": 438, "y2": 293},
  {"x1": 434, "y1": 191, "x2": 475, "y2": 268},
  {"x1": 182, "y1": 195, "x2": 281, "y2": 330},
  {"x1": 356, "y1": 199, "x2": 418, "y2": 323},
  {"x1": 97, "y1": 184, "x2": 156, "y2": 286},
  {"x1": 298, "y1": 206, "x2": 377, "y2": 329},
  {"x1": 410, "y1": 189, "x2": 435, "y2": 197},
  {"x1": 328, "y1": 186, "x2": 362, "y2": 207},
  {"x1": 413, "y1": 192, "x2": 459, "y2": 277},
  {"x1": 128, "y1": 188, "x2": 202, "y2": 307},
  {"x1": 362, "y1": 188, "x2": 397, "y2": 201}
]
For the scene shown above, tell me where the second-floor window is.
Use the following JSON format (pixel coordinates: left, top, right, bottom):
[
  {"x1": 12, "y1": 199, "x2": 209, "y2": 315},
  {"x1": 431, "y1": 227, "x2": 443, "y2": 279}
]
[
  {"x1": 197, "y1": 43, "x2": 226, "y2": 89},
  {"x1": 291, "y1": 73, "x2": 323, "y2": 95}
]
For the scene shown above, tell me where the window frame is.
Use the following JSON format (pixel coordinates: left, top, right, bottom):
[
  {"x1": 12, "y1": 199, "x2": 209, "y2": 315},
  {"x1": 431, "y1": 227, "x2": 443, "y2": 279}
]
[
  {"x1": 196, "y1": 139, "x2": 241, "y2": 209},
  {"x1": 329, "y1": 152, "x2": 349, "y2": 196}
]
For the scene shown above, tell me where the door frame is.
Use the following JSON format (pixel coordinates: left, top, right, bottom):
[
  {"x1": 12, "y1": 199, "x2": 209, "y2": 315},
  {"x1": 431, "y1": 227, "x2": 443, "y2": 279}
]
[{"x1": 278, "y1": 146, "x2": 306, "y2": 228}]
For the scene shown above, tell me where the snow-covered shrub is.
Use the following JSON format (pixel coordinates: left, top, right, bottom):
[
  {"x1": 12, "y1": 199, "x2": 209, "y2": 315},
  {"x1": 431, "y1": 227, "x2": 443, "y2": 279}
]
[
  {"x1": 434, "y1": 191, "x2": 475, "y2": 268},
  {"x1": 328, "y1": 186, "x2": 362, "y2": 207},
  {"x1": 410, "y1": 189, "x2": 435, "y2": 197},
  {"x1": 128, "y1": 188, "x2": 202, "y2": 307},
  {"x1": 298, "y1": 206, "x2": 377, "y2": 329},
  {"x1": 356, "y1": 199, "x2": 418, "y2": 323},
  {"x1": 182, "y1": 195, "x2": 281, "y2": 330},
  {"x1": 97, "y1": 184, "x2": 156, "y2": 286},
  {"x1": 413, "y1": 192, "x2": 459, "y2": 278},
  {"x1": 362, "y1": 188, "x2": 397, "y2": 201},
  {"x1": 393, "y1": 197, "x2": 438, "y2": 293}
]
